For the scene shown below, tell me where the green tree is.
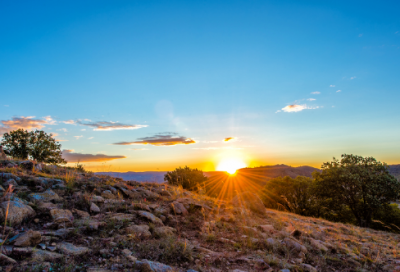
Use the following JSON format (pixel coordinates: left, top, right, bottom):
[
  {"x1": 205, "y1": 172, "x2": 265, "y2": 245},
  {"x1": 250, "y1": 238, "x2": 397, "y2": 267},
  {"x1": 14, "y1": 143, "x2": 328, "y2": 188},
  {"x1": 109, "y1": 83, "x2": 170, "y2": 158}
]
[
  {"x1": 1, "y1": 129, "x2": 66, "y2": 164},
  {"x1": 261, "y1": 176, "x2": 319, "y2": 216},
  {"x1": 29, "y1": 130, "x2": 66, "y2": 164},
  {"x1": 1, "y1": 129, "x2": 31, "y2": 159},
  {"x1": 313, "y1": 154, "x2": 400, "y2": 227},
  {"x1": 164, "y1": 166, "x2": 208, "y2": 191}
]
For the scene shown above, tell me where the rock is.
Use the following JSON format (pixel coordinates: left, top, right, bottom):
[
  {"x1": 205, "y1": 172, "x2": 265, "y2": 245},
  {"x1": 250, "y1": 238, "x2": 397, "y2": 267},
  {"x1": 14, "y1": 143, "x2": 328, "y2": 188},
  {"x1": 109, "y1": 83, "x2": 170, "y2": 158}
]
[
  {"x1": 91, "y1": 195, "x2": 105, "y2": 203},
  {"x1": 73, "y1": 209, "x2": 90, "y2": 219},
  {"x1": 101, "y1": 190, "x2": 116, "y2": 199},
  {"x1": 0, "y1": 173, "x2": 21, "y2": 182},
  {"x1": 37, "y1": 202, "x2": 59, "y2": 213},
  {"x1": 39, "y1": 228, "x2": 72, "y2": 238},
  {"x1": 136, "y1": 259, "x2": 174, "y2": 272},
  {"x1": 154, "y1": 206, "x2": 171, "y2": 215},
  {"x1": 58, "y1": 242, "x2": 90, "y2": 256},
  {"x1": 31, "y1": 249, "x2": 63, "y2": 262},
  {"x1": 125, "y1": 224, "x2": 152, "y2": 238},
  {"x1": 87, "y1": 268, "x2": 112, "y2": 272},
  {"x1": 50, "y1": 209, "x2": 74, "y2": 225},
  {"x1": 0, "y1": 253, "x2": 17, "y2": 264},
  {"x1": 20, "y1": 160, "x2": 34, "y2": 170},
  {"x1": 109, "y1": 213, "x2": 135, "y2": 222},
  {"x1": 309, "y1": 238, "x2": 328, "y2": 252},
  {"x1": 231, "y1": 191, "x2": 267, "y2": 217},
  {"x1": 291, "y1": 229, "x2": 302, "y2": 239},
  {"x1": 0, "y1": 197, "x2": 36, "y2": 226},
  {"x1": 240, "y1": 226, "x2": 260, "y2": 236},
  {"x1": 283, "y1": 238, "x2": 307, "y2": 254},
  {"x1": 136, "y1": 188, "x2": 160, "y2": 200},
  {"x1": 299, "y1": 264, "x2": 317, "y2": 272},
  {"x1": 170, "y1": 202, "x2": 188, "y2": 215},
  {"x1": 29, "y1": 188, "x2": 62, "y2": 202},
  {"x1": 75, "y1": 218, "x2": 106, "y2": 230},
  {"x1": 279, "y1": 270, "x2": 291, "y2": 272},
  {"x1": 153, "y1": 226, "x2": 176, "y2": 238},
  {"x1": 14, "y1": 230, "x2": 41, "y2": 247},
  {"x1": 3, "y1": 179, "x2": 18, "y2": 187},
  {"x1": 258, "y1": 224, "x2": 276, "y2": 234},
  {"x1": 90, "y1": 202, "x2": 101, "y2": 213},
  {"x1": 266, "y1": 238, "x2": 277, "y2": 247},
  {"x1": 122, "y1": 248, "x2": 137, "y2": 262},
  {"x1": 133, "y1": 203, "x2": 151, "y2": 211},
  {"x1": 137, "y1": 211, "x2": 164, "y2": 226},
  {"x1": 176, "y1": 198, "x2": 212, "y2": 211}
]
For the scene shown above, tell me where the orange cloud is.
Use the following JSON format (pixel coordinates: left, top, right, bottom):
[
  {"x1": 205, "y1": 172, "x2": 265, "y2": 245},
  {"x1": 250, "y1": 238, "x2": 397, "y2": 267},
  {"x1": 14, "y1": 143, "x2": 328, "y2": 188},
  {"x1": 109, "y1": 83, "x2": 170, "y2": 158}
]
[
  {"x1": 62, "y1": 150, "x2": 126, "y2": 162},
  {"x1": 224, "y1": 137, "x2": 236, "y2": 142},
  {"x1": 114, "y1": 134, "x2": 196, "y2": 146},
  {"x1": 77, "y1": 120, "x2": 147, "y2": 131},
  {"x1": 281, "y1": 104, "x2": 320, "y2": 113},
  {"x1": 0, "y1": 116, "x2": 51, "y2": 134}
]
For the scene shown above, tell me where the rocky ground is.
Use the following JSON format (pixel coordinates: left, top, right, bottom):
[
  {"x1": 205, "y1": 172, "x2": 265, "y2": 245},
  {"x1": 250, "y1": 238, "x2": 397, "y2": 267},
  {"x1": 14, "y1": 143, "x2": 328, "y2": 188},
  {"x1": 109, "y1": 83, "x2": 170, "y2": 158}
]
[{"x1": 0, "y1": 160, "x2": 400, "y2": 272}]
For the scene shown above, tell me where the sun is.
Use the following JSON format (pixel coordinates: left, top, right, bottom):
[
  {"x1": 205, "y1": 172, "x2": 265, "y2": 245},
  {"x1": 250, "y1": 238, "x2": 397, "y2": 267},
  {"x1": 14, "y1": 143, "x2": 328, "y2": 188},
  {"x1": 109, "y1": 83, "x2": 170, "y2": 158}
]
[{"x1": 216, "y1": 157, "x2": 247, "y2": 174}]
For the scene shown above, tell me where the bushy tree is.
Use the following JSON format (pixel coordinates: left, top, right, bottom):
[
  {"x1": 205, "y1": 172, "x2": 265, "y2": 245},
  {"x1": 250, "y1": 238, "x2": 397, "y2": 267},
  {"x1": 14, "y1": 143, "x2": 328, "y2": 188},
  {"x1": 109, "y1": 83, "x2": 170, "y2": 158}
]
[
  {"x1": 164, "y1": 166, "x2": 208, "y2": 191},
  {"x1": 1, "y1": 129, "x2": 66, "y2": 164},
  {"x1": 261, "y1": 176, "x2": 319, "y2": 216},
  {"x1": 313, "y1": 154, "x2": 400, "y2": 227}
]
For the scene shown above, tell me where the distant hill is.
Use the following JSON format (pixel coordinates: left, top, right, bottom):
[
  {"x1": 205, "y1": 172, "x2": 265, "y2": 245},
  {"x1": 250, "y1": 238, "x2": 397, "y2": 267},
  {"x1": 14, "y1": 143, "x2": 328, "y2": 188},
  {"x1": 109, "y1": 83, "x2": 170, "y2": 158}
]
[
  {"x1": 96, "y1": 164, "x2": 321, "y2": 185},
  {"x1": 389, "y1": 165, "x2": 400, "y2": 179}
]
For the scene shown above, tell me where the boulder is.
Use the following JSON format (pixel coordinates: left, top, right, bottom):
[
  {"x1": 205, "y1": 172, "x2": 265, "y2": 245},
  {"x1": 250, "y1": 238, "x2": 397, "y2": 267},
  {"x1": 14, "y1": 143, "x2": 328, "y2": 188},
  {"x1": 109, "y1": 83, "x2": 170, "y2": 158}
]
[
  {"x1": 154, "y1": 206, "x2": 171, "y2": 215},
  {"x1": 170, "y1": 202, "x2": 188, "y2": 215},
  {"x1": 14, "y1": 230, "x2": 41, "y2": 247},
  {"x1": 31, "y1": 249, "x2": 63, "y2": 262},
  {"x1": 137, "y1": 211, "x2": 163, "y2": 226},
  {"x1": 91, "y1": 195, "x2": 105, "y2": 203},
  {"x1": 109, "y1": 213, "x2": 135, "y2": 222},
  {"x1": 136, "y1": 188, "x2": 160, "y2": 200},
  {"x1": 50, "y1": 209, "x2": 74, "y2": 225},
  {"x1": 37, "y1": 202, "x2": 59, "y2": 213},
  {"x1": 0, "y1": 173, "x2": 21, "y2": 182},
  {"x1": 135, "y1": 259, "x2": 174, "y2": 272},
  {"x1": 299, "y1": 264, "x2": 317, "y2": 272},
  {"x1": 125, "y1": 224, "x2": 152, "y2": 238},
  {"x1": 29, "y1": 188, "x2": 62, "y2": 202},
  {"x1": 58, "y1": 242, "x2": 90, "y2": 256},
  {"x1": 283, "y1": 238, "x2": 307, "y2": 254},
  {"x1": 73, "y1": 209, "x2": 90, "y2": 219},
  {"x1": 101, "y1": 190, "x2": 116, "y2": 199},
  {"x1": 0, "y1": 197, "x2": 36, "y2": 226},
  {"x1": 90, "y1": 203, "x2": 101, "y2": 213},
  {"x1": 231, "y1": 191, "x2": 267, "y2": 217},
  {"x1": 19, "y1": 160, "x2": 34, "y2": 170},
  {"x1": 153, "y1": 226, "x2": 176, "y2": 238}
]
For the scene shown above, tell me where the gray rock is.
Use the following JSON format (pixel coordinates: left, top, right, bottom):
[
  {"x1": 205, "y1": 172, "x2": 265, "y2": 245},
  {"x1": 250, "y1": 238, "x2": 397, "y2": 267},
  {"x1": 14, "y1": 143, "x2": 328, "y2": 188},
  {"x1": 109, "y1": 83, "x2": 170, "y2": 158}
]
[
  {"x1": 58, "y1": 242, "x2": 90, "y2": 256},
  {"x1": 135, "y1": 259, "x2": 174, "y2": 272},
  {"x1": 170, "y1": 202, "x2": 188, "y2": 215},
  {"x1": 19, "y1": 160, "x2": 34, "y2": 170},
  {"x1": 137, "y1": 211, "x2": 163, "y2": 226},
  {"x1": 136, "y1": 188, "x2": 160, "y2": 200},
  {"x1": 153, "y1": 226, "x2": 176, "y2": 238},
  {"x1": 231, "y1": 191, "x2": 267, "y2": 217},
  {"x1": 154, "y1": 206, "x2": 171, "y2": 215},
  {"x1": 279, "y1": 270, "x2": 291, "y2": 272},
  {"x1": 31, "y1": 249, "x2": 63, "y2": 262},
  {"x1": 91, "y1": 195, "x2": 105, "y2": 203},
  {"x1": 3, "y1": 179, "x2": 18, "y2": 187},
  {"x1": 37, "y1": 202, "x2": 59, "y2": 213},
  {"x1": 0, "y1": 197, "x2": 36, "y2": 226},
  {"x1": 14, "y1": 230, "x2": 41, "y2": 247},
  {"x1": 125, "y1": 224, "x2": 152, "y2": 238},
  {"x1": 87, "y1": 268, "x2": 112, "y2": 272},
  {"x1": 283, "y1": 238, "x2": 307, "y2": 254},
  {"x1": 0, "y1": 253, "x2": 17, "y2": 264},
  {"x1": 73, "y1": 209, "x2": 90, "y2": 219},
  {"x1": 29, "y1": 188, "x2": 62, "y2": 202},
  {"x1": 50, "y1": 209, "x2": 74, "y2": 225},
  {"x1": 90, "y1": 202, "x2": 101, "y2": 213},
  {"x1": 299, "y1": 264, "x2": 317, "y2": 272},
  {"x1": 0, "y1": 173, "x2": 21, "y2": 182}
]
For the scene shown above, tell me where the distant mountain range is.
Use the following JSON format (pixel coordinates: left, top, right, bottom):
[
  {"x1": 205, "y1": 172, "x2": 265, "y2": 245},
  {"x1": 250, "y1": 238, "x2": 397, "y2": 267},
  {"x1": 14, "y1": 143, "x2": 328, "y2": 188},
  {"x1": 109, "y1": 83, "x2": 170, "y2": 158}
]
[{"x1": 96, "y1": 164, "x2": 400, "y2": 184}]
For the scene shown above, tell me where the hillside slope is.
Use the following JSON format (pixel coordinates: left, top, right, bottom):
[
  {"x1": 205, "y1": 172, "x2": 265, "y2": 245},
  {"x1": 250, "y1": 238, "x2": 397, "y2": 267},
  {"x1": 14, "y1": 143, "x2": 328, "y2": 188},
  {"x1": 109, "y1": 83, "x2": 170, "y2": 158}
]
[{"x1": 1, "y1": 160, "x2": 399, "y2": 271}]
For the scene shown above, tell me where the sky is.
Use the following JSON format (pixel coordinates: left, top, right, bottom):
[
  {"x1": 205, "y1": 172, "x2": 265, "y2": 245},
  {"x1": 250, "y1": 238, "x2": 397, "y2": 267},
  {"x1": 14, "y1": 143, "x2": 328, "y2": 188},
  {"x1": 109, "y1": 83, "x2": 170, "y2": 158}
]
[{"x1": 1, "y1": 0, "x2": 400, "y2": 172}]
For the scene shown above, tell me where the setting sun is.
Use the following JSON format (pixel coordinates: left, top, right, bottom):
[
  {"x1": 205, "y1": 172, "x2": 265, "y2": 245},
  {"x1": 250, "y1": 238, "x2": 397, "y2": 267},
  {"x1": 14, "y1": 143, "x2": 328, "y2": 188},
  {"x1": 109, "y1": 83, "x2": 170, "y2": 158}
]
[{"x1": 216, "y1": 157, "x2": 247, "y2": 174}]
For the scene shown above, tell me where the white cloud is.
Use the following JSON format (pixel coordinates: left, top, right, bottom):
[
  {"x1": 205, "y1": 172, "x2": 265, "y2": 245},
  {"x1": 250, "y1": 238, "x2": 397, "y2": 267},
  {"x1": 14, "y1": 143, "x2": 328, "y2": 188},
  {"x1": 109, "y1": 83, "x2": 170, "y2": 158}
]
[
  {"x1": 74, "y1": 135, "x2": 83, "y2": 140},
  {"x1": 88, "y1": 137, "x2": 94, "y2": 140},
  {"x1": 311, "y1": 91, "x2": 321, "y2": 94},
  {"x1": 336, "y1": 90, "x2": 342, "y2": 92},
  {"x1": 63, "y1": 120, "x2": 75, "y2": 125},
  {"x1": 81, "y1": 129, "x2": 86, "y2": 131},
  {"x1": 330, "y1": 85, "x2": 335, "y2": 87},
  {"x1": 282, "y1": 104, "x2": 320, "y2": 113},
  {"x1": 307, "y1": 98, "x2": 316, "y2": 101},
  {"x1": 57, "y1": 128, "x2": 68, "y2": 132},
  {"x1": 350, "y1": 76, "x2": 356, "y2": 80}
]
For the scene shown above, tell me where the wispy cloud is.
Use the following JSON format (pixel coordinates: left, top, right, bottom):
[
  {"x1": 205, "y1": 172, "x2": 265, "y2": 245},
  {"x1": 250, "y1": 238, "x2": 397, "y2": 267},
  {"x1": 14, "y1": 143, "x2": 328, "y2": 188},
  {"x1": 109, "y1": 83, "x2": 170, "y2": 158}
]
[
  {"x1": 62, "y1": 120, "x2": 75, "y2": 125},
  {"x1": 0, "y1": 116, "x2": 53, "y2": 135},
  {"x1": 336, "y1": 90, "x2": 342, "y2": 92},
  {"x1": 57, "y1": 128, "x2": 68, "y2": 132},
  {"x1": 62, "y1": 150, "x2": 126, "y2": 162},
  {"x1": 330, "y1": 85, "x2": 335, "y2": 87},
  {"x1": 223, "y1": 137, "x2": 236, "y2": 142},
  {"x1": 88, "y1": 137, "x2": 94, "y2": 140},
  {"x1": 307, "y1": 98, "x2": 316, "y2": 101},
  {"x1": 281, "y1": 104, "x2": 320, "y2": 113},
  {"x1": 113, "y1": 134, "x2": 196, "y2": 146},
  {"x1": 311, "y1": 91, "x2": 321, "y2": 94},
  {"x1": 193, "y1": 147, "x2": 220, "y2": 150},
  {"x1": 77, "y1": 120, "x2": 147, "y2": 131},
  {"x1": 350, "y1": 76, "x2": 356, "y2": 80},
  {"x1": 74, "y1": 135, "x2": 83, "y2": 140},
  {"x1": 130, "y1": 148, "x2": 148, "y2": 151}
]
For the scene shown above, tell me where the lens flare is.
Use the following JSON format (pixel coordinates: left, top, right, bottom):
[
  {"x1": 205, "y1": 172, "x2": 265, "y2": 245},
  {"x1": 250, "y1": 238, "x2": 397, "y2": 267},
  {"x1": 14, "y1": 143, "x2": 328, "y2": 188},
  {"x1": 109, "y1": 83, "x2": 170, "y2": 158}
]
[{"x1": 217, "y1": 158, "x2": 247, "y2": 174}]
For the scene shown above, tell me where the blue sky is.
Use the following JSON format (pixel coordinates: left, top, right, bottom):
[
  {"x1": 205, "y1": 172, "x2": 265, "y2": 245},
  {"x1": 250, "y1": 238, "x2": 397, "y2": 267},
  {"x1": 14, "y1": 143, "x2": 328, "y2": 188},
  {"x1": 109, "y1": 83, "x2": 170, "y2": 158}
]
[{"x1": 1, "y1": 0, "x2": 399, "y2": 171}]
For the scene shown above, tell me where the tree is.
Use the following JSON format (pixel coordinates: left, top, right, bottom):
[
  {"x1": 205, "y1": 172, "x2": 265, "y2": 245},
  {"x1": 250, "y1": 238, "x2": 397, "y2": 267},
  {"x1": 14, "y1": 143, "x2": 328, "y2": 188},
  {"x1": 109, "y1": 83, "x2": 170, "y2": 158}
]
[
  {"x1": 1, "y1": 129, "x2": 66, "y2": 164},
  {"x1": 313, "y1": 154, "x2": 400, "y2": 227},
  {"x1": 164, "y1": 166, "x2": 208, "y2": 191},
  {"x1": 261, "y1": 176, "x2": 319, "y2": 216}
]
